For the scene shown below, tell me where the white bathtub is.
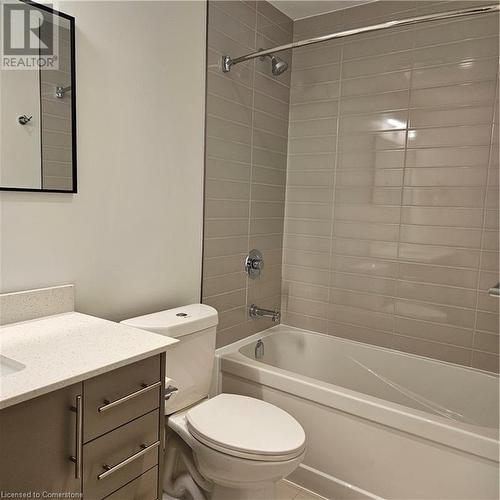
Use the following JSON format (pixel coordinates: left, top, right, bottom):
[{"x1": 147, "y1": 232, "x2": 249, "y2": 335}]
[{"x1": 214, "y1": 325, "x2": 499, "y2": 500}]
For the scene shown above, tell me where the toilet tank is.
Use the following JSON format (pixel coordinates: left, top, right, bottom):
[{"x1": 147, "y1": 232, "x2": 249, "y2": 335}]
[{"x1": 121, "y1": 304, "x2": 218, "y2": 415}]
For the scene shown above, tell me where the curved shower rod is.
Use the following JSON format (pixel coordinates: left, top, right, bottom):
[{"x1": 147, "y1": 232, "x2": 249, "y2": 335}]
[{"x1": 222, "y1": 3, "x2": 500, "y2": 73}]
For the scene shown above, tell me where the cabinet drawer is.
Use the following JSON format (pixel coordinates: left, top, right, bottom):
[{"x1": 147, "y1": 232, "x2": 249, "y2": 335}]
[
  {"x1": 83, "y1": 409, "x2": 160, "y2": 499},
  {"x1": 84, "y1": 355, "x2": 161, "y2": 442},
  {"x1": 104, "y1": 466, "x2": 158, "y2": 500}
]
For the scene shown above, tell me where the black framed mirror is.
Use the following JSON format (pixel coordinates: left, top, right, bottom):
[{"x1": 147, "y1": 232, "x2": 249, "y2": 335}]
[{"x1": 0, "y1": 0, "x2": 76, "y2": 192}]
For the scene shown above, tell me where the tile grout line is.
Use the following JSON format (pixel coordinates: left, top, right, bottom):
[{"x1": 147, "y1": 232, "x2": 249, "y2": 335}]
[
  {"x1": 245, "y1": 4, "x2": 258, "y2": 333},
  {"x1": 325, "y1": 12, "x2": 346, "y2": 336},
  {"x1": 393, "y1": 9, "x2": 417, "y2": 351},
  {"x1": 471, "y1": 71, "x2": 499, "y2": 368},
  {"x1": 280, "y1": 19, "x2": 295, "y2": 323}
]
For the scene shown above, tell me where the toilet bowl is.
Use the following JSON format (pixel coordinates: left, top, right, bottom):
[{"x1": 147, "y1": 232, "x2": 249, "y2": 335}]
[
  {"x1": 169, "y1": 394, "x2": 306, "y2": 499},
  {"x1": 122, "y1": 305, "x2": 306, "y2": 500}
]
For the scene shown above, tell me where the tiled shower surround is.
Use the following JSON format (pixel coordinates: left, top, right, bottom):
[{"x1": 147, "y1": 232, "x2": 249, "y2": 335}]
[
  {"x1": 203, "y1": 1, "x2": 293, "y2": 347},
  {"x1": 203, "y1": 0, "x2": 500, "y2": 372}
]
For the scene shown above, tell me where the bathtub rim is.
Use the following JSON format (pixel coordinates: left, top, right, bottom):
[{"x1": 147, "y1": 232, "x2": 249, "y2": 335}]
[{"x1": 216, "y1": 324, "x2": 499, "y2": 463}]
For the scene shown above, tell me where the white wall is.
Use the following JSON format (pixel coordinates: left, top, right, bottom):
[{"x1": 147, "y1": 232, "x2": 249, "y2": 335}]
[{"x1": 0, "y1": 1, "x2": 207, "y2": 321}]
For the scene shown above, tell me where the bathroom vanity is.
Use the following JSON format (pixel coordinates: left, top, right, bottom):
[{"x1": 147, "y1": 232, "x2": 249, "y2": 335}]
[
  {"x1": 0, "y1": 289, "x2": 177, "y2": 500},
  {"x1": 1, "y1": 355, "x2": 164, "y2": 499}
]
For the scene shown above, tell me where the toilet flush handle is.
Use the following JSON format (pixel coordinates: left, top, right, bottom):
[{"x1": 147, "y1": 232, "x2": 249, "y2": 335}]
[{"x1": 165, "y1": 384, "x2": 179, "y2": 400}]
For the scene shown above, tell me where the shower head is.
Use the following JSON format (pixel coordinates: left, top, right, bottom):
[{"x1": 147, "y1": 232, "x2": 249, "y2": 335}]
[
  {"x1": 259, "y1": 50, "x2": 289, "y2": 76},
  {"x1": 223, "y1": 50, "x2": 289, "y2": 76},
  {"x1": 270, "y1": 54, "x2": 289, "y2": 76}
]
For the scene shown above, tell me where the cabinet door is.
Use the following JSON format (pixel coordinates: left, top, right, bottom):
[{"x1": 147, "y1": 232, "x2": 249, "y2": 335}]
[{"x1": 0, "y1": 383, "x2": 82, "y2": 495}]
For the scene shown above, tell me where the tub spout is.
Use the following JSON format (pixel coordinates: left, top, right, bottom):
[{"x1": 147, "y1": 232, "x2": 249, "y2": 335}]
[{"x1": 249, "y1": 304, "x2": 280, "y2": 322}]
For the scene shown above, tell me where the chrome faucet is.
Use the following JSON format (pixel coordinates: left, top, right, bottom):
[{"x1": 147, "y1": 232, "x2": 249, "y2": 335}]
[{"x1": 249, "y1": 304, "x2": 280, "y2": 323}]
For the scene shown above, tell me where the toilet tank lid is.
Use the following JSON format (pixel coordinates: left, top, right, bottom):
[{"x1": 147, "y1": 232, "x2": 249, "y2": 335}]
[{"x1": 120, "y1": 304, "x2": 218, "y2": 338}]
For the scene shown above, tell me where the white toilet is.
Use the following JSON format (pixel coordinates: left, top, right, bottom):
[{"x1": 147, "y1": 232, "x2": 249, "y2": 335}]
[{"x1": 121, "y1": 304, "x2": 306, "y2": 500}]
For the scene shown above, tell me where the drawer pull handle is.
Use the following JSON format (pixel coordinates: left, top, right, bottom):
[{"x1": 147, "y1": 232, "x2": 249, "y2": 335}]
[
  {"x1": 98, "y1": 381, "x2": 162, "y2": 413},
  {"x1": 97, "y1": 441, "x2": 160, "y2": 480},
  {"x1": 69, "y1": 394, "x2": 83, "y2": 479}
]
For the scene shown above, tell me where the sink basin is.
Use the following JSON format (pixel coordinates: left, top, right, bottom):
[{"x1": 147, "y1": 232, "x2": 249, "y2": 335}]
[{"x1": 0, "y1": 355, "x2": 25, "y2": 377}]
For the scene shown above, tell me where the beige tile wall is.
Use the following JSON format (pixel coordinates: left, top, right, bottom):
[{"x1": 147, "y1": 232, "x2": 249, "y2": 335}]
[
  {"x1": 203, "y1": 0, "x2": 293, "y2": 347},
  {"x1": 282, "y1": 0, "x2": 500, "y2": 372},
  {"x1": 41, "y1": 25, "x2": 73, "y2": 191}
]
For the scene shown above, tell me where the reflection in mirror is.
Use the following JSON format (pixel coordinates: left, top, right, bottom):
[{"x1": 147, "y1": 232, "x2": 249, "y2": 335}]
[{"x1": 0, "y1": 0, "x2": 76, "y2": 192}]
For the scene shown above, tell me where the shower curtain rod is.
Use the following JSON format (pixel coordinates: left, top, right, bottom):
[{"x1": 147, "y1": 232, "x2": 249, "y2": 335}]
[{"x1": 222, "y1": 3, "x2": 500, "y2": 72}]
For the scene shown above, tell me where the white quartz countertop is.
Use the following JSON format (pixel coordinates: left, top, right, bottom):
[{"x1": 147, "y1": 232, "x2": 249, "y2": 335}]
[{"x1": 0, "y1": 312, "x2": 178, "y2": 409}]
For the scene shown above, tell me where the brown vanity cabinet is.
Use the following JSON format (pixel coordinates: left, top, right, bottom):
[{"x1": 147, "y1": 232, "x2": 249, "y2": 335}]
[
  {"x1": 0, "y1": 354, "x2": 165, "y2": 500},
  {"x1": 0, "y1": 381, "x2": 82, "y2": 495}
]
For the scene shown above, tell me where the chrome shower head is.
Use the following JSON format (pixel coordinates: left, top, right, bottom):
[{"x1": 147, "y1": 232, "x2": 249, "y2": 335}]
[
  {"x1": 258, "y1": 50, "x2": 289, "y2": 76},
  {"x1": 270, "y1": 54, "x2": 288, "y2": 76}
]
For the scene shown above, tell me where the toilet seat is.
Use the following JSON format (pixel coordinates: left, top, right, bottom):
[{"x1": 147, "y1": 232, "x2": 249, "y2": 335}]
[{"x1": 185, "y1": 394, "x2": 306, "y2": 462}]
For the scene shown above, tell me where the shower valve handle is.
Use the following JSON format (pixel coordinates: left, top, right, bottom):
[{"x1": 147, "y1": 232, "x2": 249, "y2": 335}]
[{"x1": 245, "y1": 249, "x2": 264, "y2": 278}]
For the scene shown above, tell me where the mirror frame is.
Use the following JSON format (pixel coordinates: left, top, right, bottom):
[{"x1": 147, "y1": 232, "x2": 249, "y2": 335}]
[{"x1": 0, "y1": 0, "x2": 77, "y2": 193}]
